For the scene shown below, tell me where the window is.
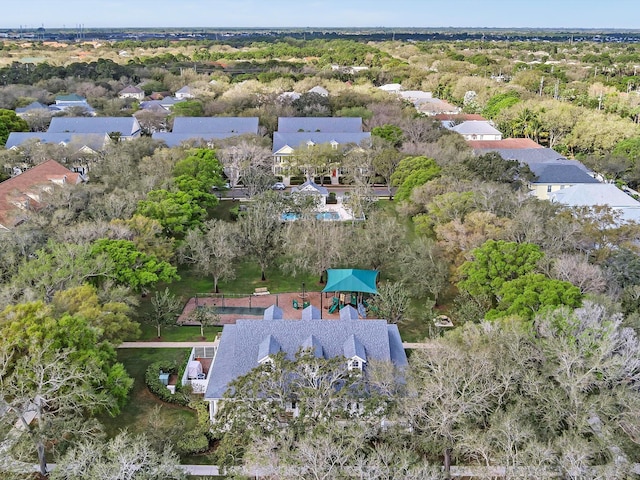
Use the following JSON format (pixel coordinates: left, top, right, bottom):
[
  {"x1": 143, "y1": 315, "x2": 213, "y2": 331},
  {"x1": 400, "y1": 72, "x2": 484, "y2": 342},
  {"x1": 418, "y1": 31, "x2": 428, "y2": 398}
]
[
  {"x1": 547, "y1": 185, "x2": 552, "y2": 193},
  {"x1": 348, "y1": 359, "x2": 362, "y2": 371}
]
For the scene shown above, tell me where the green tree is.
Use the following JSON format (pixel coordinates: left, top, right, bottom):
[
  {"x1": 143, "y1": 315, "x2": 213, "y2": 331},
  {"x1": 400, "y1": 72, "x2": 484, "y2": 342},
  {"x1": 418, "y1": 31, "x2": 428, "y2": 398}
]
[
  {"x1": 391, "y1": 156, "x2": 440, "y2": 188},
  {"x1": 51, "y1": 284, "x2": 140, "y2": 344},
  {"x1": 487, "y1": 273, "x2": 583, "y2": 320},
  {"x1": 136, "y1": 189, "x2": 207, "y2": 235},
  {"x1": 91, "y1": 239, "x2": 179, "y2": 292},
  {"x1": 0, "y1": 108, "x2": 29, "y2": 146},
  {"x1": 149, "y1": 287, "x2": 183, "y2": 338},
  {"x1": 371, "y1": 124, "x2": 403, "y2": 148},
  {"x1": 173, "y1": 148, "x2": 225, "y2": 195},
  {"x1": 457, "y1": 240, "x2": 544, "y2": 298},
  {"x1": 171, "y1": 99, "x2": 204, "y2": 117},
  {"x1": 464, "y1": 151, "x2": 534, "y2": 188}
]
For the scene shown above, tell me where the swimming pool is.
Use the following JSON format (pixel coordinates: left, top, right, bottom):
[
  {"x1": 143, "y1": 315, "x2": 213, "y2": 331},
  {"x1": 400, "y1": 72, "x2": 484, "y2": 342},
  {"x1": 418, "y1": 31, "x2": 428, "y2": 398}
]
[
  {"x1": 316, "y1": 211, "x2": 341, "y2": 220},
  {"x1": 281, "y1": 211, "x2": 341, "y2": 221},
  {"x1": 211, "y1": 306, "x2": 266, "y2": 316}
]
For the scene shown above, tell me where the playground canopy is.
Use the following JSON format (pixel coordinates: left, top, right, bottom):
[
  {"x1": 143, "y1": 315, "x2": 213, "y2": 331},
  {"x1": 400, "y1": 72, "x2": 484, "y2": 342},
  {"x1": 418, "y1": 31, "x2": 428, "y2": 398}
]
[{"x1": 322, "y1": 269, "x2": 378, "y2": 295}]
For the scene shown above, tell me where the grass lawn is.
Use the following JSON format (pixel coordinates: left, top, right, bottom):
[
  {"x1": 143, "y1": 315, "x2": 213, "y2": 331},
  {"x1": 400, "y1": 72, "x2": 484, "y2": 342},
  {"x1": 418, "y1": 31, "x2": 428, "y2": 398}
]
[
  {"x1": 137, "y1": 323, "x2": 223, "y2": 342},
  {"x1": 217, "y1": 260, "x2": 321, "y2": 294},
  {"x1": 99, "y1": 348, "x2": 197, "y2": 439}
]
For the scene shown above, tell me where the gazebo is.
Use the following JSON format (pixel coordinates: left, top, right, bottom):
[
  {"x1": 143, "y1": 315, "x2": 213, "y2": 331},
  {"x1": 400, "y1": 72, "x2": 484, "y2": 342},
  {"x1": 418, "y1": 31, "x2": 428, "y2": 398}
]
[{"x1": 322, "y1": 269, "x2": 378, "y2": 312}]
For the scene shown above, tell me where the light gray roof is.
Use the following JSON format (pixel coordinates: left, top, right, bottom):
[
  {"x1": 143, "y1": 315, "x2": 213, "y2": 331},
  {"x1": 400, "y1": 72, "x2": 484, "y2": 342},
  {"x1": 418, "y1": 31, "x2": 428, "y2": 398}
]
[
  {"x1": 49, "y1": 101, "x2": 95, "y2": 114},
  {"x1": 16, "y1": 101, "x2": 48, "y2": 113},
  {"x1": 549, "y1": 183, "x2": 640, "y2": 207},
  {"x1": 257, "y1": 335, "x2": 281, "y2": 362},
  {"x1": 263, "y1": 305, "x2": 284, "y2": 320},
  {"x1": 308, "y1": 86, "x2": 329, "y2": 97},
  {"x1": 291, "y1": 180, "x2": 329, "y2": 196},
  {"x1": 277, "y1": 117, "x2": 362, "y2": 133},
  {"x1": 473, "y1": 147, "x2": 590, "y2": 169},
  {"x1": 140, "y1": 98, "x2": 183, "y2": 110},
  {"x1": 205, "y1": 317, "x2": 408, "y2": 399},
  {"x1": 5, "y1": 132, "x2": 109, "y2": 151},
  {"x1": 119, "y1": 85, "x2": 144, "y2": 94},
  {"x1": 343, "y1": 334, "x2": 367, "y2": 361},
  {"x1": 176, "y1": 86, "x2": 193, "y2": 94},
  {"x1": 530, "y1": 163, "x2": 600, "y2": 185},
  {"x1": 48, "y1": 117, "x2": 141, "y2": 137},
  {"x1": 152, "y1": 132, "x2": 248, "y2": 147},
  {"x1": 171, "y1": 117, "x2": 259, "y2": 134},
  {"x1": 340, "y1": 305, "x2": 359, "y2": 321},
  {"x1": 301, "y1": 305, "x2": 322, "y2": 320},
  {"x1": 55, "y1": 93, "x2": 85, "y2": 102},
  {"x1": 549, "y1": 183, "x2": 640, "y2": 224},
  {"x1": 450, "y1": 120, "x2": 502, "y2": 136},
  {"x1": 273, "y1": 132, "x2": 370, "y2": 153}
]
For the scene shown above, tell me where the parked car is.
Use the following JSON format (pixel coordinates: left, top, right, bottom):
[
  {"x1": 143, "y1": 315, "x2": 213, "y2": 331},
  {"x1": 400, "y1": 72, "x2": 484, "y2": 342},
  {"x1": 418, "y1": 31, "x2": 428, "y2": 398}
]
[
  {"x1": 212, "y1": 182, "x2": 231, "y2": 190},
  {"x1": 272, "y1": 182, "x2": 286, "y2": 190}
]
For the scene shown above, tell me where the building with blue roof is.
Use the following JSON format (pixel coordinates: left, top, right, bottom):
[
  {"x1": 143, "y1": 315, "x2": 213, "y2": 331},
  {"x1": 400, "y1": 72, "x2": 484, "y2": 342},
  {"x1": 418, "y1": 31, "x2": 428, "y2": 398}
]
[
  {"x1": 48, "y1": 116, "x2": 141, "y2": 140},
  {"x1": 272, "y1": 123, "x2": 371, "y2": 185},
  {"x1": 202, "y1": 305, "x2": 407, "y2": 421},
  {"x1": 152, "y1": 117, "x2": 260, "y2": 147}
]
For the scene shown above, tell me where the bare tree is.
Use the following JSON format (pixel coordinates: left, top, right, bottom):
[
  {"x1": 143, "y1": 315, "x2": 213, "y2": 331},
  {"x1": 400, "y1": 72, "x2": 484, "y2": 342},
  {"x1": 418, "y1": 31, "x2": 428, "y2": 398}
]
[
  {"x1": 282, "y1": 219, "x2": 347, "y2": 283},
  {"x1": 217, "y1": 136, "x2": 272, "y2": 191},
  {"x1": 179, "y1": 219, "x2": 240, "y2": 293},
  {"x1": 0, "y1": 341, "x2": 112, "y2": 477},
  {"x1": 237, "y1": 193, "x2": 284, "y2": 281},
  {"x1": 550, "y1": 253, "x2": 607, "y2": 294},
  {"x1": 50, "y1": 430, "x2": 187, "y2": 480}
]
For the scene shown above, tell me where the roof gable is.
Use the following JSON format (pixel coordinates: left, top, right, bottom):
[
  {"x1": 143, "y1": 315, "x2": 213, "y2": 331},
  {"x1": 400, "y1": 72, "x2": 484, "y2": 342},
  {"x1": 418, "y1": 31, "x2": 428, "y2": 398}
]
[
  {"x1": 343, "y1": 334, "x2": 366, "y2": 361},
  {"x1": 257, "y1": 335, "x2": 281, "y2": 363}
]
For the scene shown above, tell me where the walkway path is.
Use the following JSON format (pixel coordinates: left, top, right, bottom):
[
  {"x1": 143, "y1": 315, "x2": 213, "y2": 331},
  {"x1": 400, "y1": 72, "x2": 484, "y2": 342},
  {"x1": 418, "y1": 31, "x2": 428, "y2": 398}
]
[{"x1": 119, "y1": 341, "x2": 432, "y2": 349}]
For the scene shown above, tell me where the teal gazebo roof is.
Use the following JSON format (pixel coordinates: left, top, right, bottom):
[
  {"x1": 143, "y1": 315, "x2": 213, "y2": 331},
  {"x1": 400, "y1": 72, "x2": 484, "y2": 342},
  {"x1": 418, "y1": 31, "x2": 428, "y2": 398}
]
[{"x1": 322, "y1": 269, "x2": 378, "y2": 295}]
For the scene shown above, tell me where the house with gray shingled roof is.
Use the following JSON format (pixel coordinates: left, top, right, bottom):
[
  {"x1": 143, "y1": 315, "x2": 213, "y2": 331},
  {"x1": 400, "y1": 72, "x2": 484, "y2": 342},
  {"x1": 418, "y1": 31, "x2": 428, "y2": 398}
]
[
  {"x1": 118, "y1": 85, "x2": 144, "y2": 100},
  {"x1": 152, "y1": 117, "x2": 259, "y2": 147},
  {"x1": 447, "y1": 120, "x2": 502, "y2": 141},
  {"x1": 6, "y1": 132, "x2": 110, "y2": 153},
  {"x1": 529, "y1": 163, "x2": 600, "y2": 200},
  {"x1": 47, "y1": 116, "x2": 141, "y2": 140},
  {"x1": 549, "y1": 183, "x2": 640, "y2": 225},
  {"x1": 202, "y1": 306, "x2": 407, "y2": 421},
  {"x1": 273, "y1": 116, "x2": 370, "y2": 185},
  {"x1": 277, "y1": 117, "x2": 362, "y2": 133},
  {"x1": 171, "y1": 117, "x2": 259, "y2": 135}
]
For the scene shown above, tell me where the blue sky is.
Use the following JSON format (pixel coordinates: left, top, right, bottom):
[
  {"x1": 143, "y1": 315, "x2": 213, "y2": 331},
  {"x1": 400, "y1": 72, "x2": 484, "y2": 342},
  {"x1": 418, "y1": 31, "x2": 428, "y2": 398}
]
[{"x1": 3, "y1": 0, "x2": 640, "y2": 29}]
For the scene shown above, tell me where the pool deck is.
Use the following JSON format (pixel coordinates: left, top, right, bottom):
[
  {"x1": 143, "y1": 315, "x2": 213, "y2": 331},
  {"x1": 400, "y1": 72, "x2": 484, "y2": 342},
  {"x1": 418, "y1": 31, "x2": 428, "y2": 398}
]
[{"x1": 177, "y1": 290, "x2": 361, "y2": 325}]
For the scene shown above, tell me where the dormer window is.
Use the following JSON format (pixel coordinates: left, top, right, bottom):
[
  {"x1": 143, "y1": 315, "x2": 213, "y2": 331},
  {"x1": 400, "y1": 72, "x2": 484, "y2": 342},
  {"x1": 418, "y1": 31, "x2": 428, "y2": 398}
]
[
  {"x1": 348, "y1": 358, "x2": 363, "y2": 371},
  {"x1": 306, "y1": 140, "x2": 315, "y2": 148}
]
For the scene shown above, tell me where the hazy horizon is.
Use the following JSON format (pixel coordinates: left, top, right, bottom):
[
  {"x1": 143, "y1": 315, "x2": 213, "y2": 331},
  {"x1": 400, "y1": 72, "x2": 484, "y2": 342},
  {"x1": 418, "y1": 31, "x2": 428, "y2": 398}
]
[{"x1": 2, "y1": 0, "x2": 640, "y2": 30}]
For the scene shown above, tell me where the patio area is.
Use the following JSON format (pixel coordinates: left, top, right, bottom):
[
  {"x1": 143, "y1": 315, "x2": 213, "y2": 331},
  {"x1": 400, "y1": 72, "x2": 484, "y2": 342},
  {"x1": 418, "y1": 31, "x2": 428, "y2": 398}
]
[{"x1": 177, "y1": 290, "x2": 369, "y2": 325}]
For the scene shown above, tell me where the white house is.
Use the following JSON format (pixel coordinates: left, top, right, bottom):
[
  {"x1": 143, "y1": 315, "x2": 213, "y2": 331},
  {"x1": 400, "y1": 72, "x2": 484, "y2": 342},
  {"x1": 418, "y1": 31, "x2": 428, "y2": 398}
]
[{"x1": 447, "y1": 120, "x2": 503, "y2": 141}]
